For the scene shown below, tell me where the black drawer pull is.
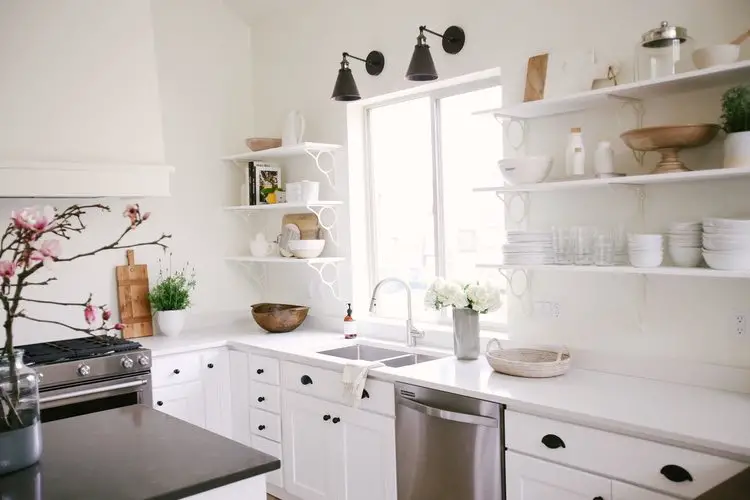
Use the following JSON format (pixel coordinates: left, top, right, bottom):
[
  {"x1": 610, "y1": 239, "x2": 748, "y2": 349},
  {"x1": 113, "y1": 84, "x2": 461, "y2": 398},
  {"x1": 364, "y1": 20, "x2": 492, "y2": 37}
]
[
  {"x1": 257, "y1": 396, "x2": 265, "y2": 402},
  {"x1": 156, "y1": 401, "x2": 163, "y2": 406},
  {"x1": 207, "y1": 363, "x2": 214, "y2": 369},
  {"x1": 323, "y1": 414, "x2": 331, "y2": 421},
  {"x1": 660, "y1": 464, "x2": 693, "y2": 483},
  {"x1": 593, "y1": 497, "x2": 603, "y2": 500},
  {"x1": 332, "y1": 417, "x2": 340, "y2": 424},
  {"x1": 173, "y1": 369, "x2": 180, "y2": 375},
  {"x1": 361, "y1": 389, "x2": 370, "y2": 399},
  {"x1": 258, "y1": 425, "x2": 266, "y2": 431},
  {"x1": 541, "y1": 434, "x2": 566, "y2": 449},
  {"x1": 256, "y1": 368, "x2": 264, "y2": 375},
  {"x1": 300, "y1": 375, "x2": 313, "y2": 385}
]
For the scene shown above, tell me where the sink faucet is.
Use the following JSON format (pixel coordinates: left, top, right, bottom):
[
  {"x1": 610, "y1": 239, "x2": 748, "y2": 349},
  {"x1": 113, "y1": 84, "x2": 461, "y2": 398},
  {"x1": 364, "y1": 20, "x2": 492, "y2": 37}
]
[{"x1": 369, "y1": 277, "x2": 425, "y2": 347}]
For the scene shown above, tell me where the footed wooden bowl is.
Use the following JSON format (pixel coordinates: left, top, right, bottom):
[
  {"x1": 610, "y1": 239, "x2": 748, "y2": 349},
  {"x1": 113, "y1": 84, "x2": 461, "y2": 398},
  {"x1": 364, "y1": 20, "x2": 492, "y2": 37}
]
[
  {"x1": 620, "y1": 124, "x2": 721, "y2": 174},
  {"x1": 251, "y1": 303, "x2": 309, "y2": 333}
]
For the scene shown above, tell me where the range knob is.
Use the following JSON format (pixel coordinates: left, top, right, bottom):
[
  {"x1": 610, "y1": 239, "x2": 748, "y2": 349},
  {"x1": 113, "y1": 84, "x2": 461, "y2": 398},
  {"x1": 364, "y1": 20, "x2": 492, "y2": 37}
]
[
  {"x1": 77, "y1": 364, "x2": 91, "y2": 376},
  {"x1": 137, "y1": 356, "x2": 150, "y2": 367},
  {"x1": 121, "y1": 356, "x2": 134, "y2": 369}
]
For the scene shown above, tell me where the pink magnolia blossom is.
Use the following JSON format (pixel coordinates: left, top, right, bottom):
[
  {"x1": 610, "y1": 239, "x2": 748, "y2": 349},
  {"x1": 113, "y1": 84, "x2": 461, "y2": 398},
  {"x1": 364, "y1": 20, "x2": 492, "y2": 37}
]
[
  {"x1": 142, "y1": 212, "x2": 151, "y2": 221},
  {"x1": 0, "y1": 260, "x2": 16, "y2": 279},
  {"x1": 30, "y1": 239, "x2": 61, "y2": 265},
  {"x1": 11, "y1": 206, "x2": 55, "y2": 233},
  {"x1": 84, "y1": 303, "x2": 97, "y2": 325},
  {"x1": 123, "y1": 204, "x2": 140, "y2": 227},
  {"x1": 114, "y1": 323, "x2": 124, "y2": 331},
  {"x1": 102, "y1": 308, "x2": 112, "y2": 321}
]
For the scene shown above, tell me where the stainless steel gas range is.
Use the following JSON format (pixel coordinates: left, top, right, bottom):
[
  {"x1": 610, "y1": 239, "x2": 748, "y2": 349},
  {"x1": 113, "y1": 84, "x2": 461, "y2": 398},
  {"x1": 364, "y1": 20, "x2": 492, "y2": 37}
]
[{"x1": 20, "y1": 336, "x2": 152, "y2": 422}]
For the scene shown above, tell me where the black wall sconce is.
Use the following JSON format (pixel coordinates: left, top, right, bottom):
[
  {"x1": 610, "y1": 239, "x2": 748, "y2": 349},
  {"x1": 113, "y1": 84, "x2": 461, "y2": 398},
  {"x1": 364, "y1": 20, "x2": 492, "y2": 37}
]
[
  {"x1": 331, "y1": 51, "x2": 386, "y2": 101},
  {"x1": 406, "y1": 25, "x2": 466, "y2": 81}
]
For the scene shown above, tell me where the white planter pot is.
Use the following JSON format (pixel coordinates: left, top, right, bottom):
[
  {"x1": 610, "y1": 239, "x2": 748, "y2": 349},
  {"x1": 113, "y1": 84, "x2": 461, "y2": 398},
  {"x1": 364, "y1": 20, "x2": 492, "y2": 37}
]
[
  {"x1": 156, "y1": 310, "x2": 186, "y2": 337},
  {"x1": 724, "y1": 131, "x2": 750, "y2": 169}
]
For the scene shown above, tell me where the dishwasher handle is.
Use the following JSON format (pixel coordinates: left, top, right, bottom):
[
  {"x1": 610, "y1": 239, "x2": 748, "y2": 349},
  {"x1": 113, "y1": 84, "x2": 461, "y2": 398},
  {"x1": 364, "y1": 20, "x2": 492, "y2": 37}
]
[{"x1": 398, "y1": 397, "x2": 497, "y2": 427}]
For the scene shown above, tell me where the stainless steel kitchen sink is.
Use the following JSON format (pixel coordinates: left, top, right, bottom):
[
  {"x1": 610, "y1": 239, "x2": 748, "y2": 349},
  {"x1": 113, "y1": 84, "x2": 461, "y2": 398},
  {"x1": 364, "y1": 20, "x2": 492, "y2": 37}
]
[
  {"x1": 317, "y1": 345, "x2": 410, "y2": 361},
  {"x1": 381, "y1": 353, "x2": 441, "y2": 368}
]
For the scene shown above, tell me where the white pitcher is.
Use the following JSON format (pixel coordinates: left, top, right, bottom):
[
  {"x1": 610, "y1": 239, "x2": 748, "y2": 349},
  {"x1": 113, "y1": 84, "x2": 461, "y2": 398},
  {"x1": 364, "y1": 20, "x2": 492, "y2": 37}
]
[{"x1": 282, "y1": 110, "x2": 306, "y2": 146}]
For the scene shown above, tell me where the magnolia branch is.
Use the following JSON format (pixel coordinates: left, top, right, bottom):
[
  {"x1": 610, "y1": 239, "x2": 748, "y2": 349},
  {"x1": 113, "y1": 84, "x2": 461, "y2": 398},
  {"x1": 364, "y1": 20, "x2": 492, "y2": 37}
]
[
  {"x1": 7, "y1": 278, "x2": 57, "y2": 287},
  {"x1": 17, "y1": 313, "x2": 115, "y2": 336},
  {"x1": 17, "y1": 297, "x2": 100, "y2": 308},
  {"x1": 55, "y1": 233, "x2": 171, "y2": 263}
]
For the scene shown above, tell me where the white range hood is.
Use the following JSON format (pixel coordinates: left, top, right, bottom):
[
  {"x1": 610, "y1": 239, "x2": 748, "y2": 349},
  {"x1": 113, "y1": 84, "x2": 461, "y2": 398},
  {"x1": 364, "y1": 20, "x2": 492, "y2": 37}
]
[{"x1": 0, "y1": 161, "x2": 174, "y2": 198}]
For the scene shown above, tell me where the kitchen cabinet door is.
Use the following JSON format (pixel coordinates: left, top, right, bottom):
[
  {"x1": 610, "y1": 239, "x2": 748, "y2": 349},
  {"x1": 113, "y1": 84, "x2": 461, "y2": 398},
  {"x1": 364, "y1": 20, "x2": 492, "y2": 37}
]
[
  {"x1": 282, "y1": 391, "x2": 337, "y2": 500},
  {"x1": 229, "y1": 350, "x2": 251, "y2": 445},
  {"x1": 153, "y1": 381, "x2": 206, "y2": 428},
  {"x1": 201, "y1": 349, "x2": 232, "y2": 438},
  {"x1": 612, "y1": 481, "x2": 678, "y2": 500},
  {"x1": 331, "y1": 403, "x2": 397, "y2": 500},
  {"x1": 506, "y1": 451, "x2": 611, "y2": 500}
]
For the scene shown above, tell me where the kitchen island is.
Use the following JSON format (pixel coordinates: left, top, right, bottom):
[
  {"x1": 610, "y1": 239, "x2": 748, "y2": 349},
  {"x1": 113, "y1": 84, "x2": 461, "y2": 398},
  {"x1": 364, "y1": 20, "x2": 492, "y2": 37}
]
[{"x1": 0, "y1": 405, "x2": 280, "y2": 499}]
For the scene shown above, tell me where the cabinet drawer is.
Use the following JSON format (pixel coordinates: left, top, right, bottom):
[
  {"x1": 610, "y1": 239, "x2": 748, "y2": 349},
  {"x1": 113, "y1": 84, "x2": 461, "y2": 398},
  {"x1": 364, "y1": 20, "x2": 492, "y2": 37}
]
[
  {"x1": 152, "y1": 352, "x2": 202, "y2": 387},
  {"x1": 251, "y1": 435, "x2": 283, "y2": 489},
  {"x1": 250, "y1": 381, "x2": 281, "y2": 414},
  {"x1": 506, "y1": 411, "x2": 746, "y2": 498},
  {"x1": 281, "y1": 361, "x2": 395, "y2": 417},
  {"x1": 249, "y1": 354, "x2": 280, "y2": 385},
  {"x1": 250, "y1": 408, "x2": 281, "y2": 442}
]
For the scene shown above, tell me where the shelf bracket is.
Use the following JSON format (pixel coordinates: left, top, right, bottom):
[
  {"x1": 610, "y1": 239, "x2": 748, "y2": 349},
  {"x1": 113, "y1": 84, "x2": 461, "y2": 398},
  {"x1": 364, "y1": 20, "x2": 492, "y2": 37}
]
[
  {"x1": 305, "y1": 205, "x2": 339, "y2": 246},
  {"x1": 498, "y1": 268, "x2": 529, "y2": 298},
  {"x1": 495, "y1": 191, "x2": 529, "y2": 223},
  {"x1": 230, "y1": 261, "x2": 268, "y2": 289},
  {"x1": 306, "y1": 260, "x2": 341, "y2": 300},
  {"x1": 495, "y1": 116, "x2": 527, "y2": 151},
  {"x1": 304, "y1": 149, "x2": 337, "y2": 189},
  {"x1": 611, "y1": 96, "x2": 646, "y2": 166}
]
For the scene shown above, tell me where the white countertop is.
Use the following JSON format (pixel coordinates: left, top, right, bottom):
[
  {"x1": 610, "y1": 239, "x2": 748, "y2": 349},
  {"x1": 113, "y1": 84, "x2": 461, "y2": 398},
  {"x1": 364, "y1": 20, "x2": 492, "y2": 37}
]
[{"x1": 139, "y1": 324, "x2": 750, "y2": 461}]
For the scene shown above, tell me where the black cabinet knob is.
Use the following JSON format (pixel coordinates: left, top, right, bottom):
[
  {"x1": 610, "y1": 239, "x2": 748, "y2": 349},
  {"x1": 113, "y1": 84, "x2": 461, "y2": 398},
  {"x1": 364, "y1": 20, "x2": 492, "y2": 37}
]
[
  {"x1": 361, "y1": 389, "x2": 370, "y2": 399},
  {"x1": 301, "y1": 375, "x2": 313, "y2": 385},
  {"x1": 323, "y1": 414, "x2": 331, "y2": 421},
  {"x1": 258, "y1": 425, "x2": 266, "y2": 431},
  {"x1": 207, "y1": 363, "x2": 214, "y2": 369},
  {"x1": 173, "y1": 369, "x2": 180, "y2": 375},
  {"x1": 156, "y1": 401, "x2": 163, "y2": 406},
  {"x1": 256, "y1": 368, "x2": 264, "y2": 375},
  {"x1": 593, "y1": 497, "x2": 604, "y2": 500},
  {"x1": 660, "y1": 465, "x2": 693, "y2": 483},
  {"x1": 332, "y1": 417, "x2": 340, "y2": 424},
  {"x1": 541, "y1": 434, "x2": 566, "y2": 449},
  {"x1": 257, "y1": 396, "x2": 265, "y2": 402}
]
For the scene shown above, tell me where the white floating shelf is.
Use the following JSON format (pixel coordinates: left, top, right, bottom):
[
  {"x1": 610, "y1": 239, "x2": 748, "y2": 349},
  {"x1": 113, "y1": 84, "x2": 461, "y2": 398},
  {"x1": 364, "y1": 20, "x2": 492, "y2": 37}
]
[
  {"x1": 478, "y1": 263, "x2": 750, "y2": 279},
  {"x1": 474, "y1": 60, "x2": 750, "y2": 119},
  {"x1": 224, "y1": 201, "x2": 343, "y2": 212},
  {"x1": 226, "y1": 256, "x2": 344, "y2": 265},
  {"x1": 222, "y1": 143, "x2": 342, "y2": 162},
  {"x1": 474, "y1": 166, "x2": 750, "y2": 194}
]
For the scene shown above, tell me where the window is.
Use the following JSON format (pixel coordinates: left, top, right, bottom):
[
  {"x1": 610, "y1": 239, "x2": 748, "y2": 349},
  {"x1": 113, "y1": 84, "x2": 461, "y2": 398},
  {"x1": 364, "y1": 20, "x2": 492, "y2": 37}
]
[{"x1": 365, "y1": 82, "x2": 506, "y2": 326}]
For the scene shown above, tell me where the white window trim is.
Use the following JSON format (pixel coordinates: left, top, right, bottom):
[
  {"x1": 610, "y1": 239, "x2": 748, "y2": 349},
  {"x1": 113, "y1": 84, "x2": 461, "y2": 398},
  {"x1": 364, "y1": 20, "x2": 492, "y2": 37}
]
[{"x1": 354, "y1": 69, "x2": 507, "y2": 334}]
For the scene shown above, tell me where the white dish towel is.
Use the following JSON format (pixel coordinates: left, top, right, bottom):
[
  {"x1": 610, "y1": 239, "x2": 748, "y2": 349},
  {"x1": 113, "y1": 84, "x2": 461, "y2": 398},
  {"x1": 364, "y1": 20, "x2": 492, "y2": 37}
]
[{"x1": 342, "y1": 360, "x2": 383, "y2": 406}]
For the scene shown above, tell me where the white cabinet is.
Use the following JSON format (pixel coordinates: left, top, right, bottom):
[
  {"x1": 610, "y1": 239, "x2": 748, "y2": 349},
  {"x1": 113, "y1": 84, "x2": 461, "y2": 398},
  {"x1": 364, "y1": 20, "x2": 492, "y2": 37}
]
[
  {"x1": 612, "y1": 481, "x2": 679, "y2": 500},
  {"x1": 282, "y1": 390, "x2": 397, "y2": 500},
  {"x1": 506, "y1": 451, "x2": 611, "y2": 500},
  {"x1": 229, "y1": 350, "x2": 251, "y2": 445},
  {"x1": 153, "y1": 381, "x2": 206, "y2": 428},
  {"x1": 202, "y1": 349, "x2": 232, "y2": 438}
]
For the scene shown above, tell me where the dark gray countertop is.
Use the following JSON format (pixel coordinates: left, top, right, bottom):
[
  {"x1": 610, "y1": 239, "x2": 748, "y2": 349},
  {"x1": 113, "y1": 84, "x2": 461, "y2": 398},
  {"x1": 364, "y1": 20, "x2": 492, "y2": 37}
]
[
  {"x1": 696, "y1": 466, "x2": 750, "y2": 500},
  {"x1": 0, "y1": 406, "x2": 280, "y2": 500}
]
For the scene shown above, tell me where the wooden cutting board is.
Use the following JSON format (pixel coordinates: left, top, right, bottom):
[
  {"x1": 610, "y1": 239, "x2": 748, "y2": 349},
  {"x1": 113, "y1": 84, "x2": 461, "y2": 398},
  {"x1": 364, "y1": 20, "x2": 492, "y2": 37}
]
[
  {"x1": 282, "y1": 213, "x2": 320, "y2": 240},
  {"x1": 116, "y1": 249, "x2": 153, "y2": 339},
  {"x1": 524, "y1": 53, "x2": 548, "y2": 102}
]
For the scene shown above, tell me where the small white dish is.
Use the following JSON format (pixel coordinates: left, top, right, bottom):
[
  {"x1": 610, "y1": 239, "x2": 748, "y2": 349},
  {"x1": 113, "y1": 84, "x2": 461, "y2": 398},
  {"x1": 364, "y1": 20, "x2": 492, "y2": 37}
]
[
  {"x1": 288, "y1": 239, "x2": 325, "y2": 259},
  {"x1": 629, "y1": 252, "x2": 664, "y2": 268},
  {"x1": 703, "y1": 250, "x2": 750, "y2": 271},
  {"x1": 692, "y1": 44, "x2": 740, "y2": 70},
  {"x1": 498, "y1": 157, "x2": 553, "y2": 185},
  {"x1": 668, "y1": 247, "x2": 702, "y2": 268}
]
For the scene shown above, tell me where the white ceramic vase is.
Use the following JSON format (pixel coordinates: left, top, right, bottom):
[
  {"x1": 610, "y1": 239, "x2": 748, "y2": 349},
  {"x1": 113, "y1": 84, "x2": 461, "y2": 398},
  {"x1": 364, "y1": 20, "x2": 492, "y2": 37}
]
[
  {"x1": 156, "y1": 310, "x2": 186, "y2": 337},
  {"x1": 724, "y1": 131, "x2": 750, "y2": 169}
]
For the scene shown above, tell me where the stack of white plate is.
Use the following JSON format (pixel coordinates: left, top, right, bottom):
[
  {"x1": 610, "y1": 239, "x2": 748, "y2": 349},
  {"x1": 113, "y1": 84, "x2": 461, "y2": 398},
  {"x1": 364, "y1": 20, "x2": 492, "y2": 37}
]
[
  {"x1": 628, "y1": 234, "x2": 663, "y2": 268},
  {"x1": 667, "y1": 221, "x2": 703, "y2": 268},
  {"x1": 503, "y1": 231, "x2": 554, "y2": 265},
  {"x1": 703, "y1": 217, "x2": 750, "y2": 270}
]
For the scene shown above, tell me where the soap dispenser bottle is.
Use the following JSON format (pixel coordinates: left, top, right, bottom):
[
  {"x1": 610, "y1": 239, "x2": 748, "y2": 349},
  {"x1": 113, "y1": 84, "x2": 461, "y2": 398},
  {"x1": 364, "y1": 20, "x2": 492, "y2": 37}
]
[{"x1": 344, "y1": 303, "x2": 357, "y2": 339}]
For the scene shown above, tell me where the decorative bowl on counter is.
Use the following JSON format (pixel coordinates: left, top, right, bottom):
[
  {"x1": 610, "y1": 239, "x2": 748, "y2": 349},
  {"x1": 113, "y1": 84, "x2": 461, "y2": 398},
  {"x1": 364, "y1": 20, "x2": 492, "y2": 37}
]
[
  {"x1": 498, "y1": 156, "x2": 553, "y2": 185},
  {"x1": 251, "y1": 303, "x2": 309, "y2": 333},
  {"x1": 246, "y1": 137, "x2": 282, "y2": 151},
  {"x1": 485, "y1": 339, "x2": 570, "y2": 378},
  {"x1": 288, "y1": 239, "x2": 325, "y2": 259},
  {"x1": 620, "y1": 124, "x2": 721, "y2": 174}
]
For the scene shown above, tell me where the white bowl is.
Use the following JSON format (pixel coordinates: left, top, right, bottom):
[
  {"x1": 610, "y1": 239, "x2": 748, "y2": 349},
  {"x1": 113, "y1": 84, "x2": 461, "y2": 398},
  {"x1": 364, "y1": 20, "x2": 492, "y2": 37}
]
[
  {"x1": 703, "y1": 234, "x2": 750, "y2": 251},
  {"x1": 288, "y1": 239, "x2": 325, "y2": 259},
  {"x1": 498, "y1": 157, "x2": 553, "y2": 185},
  {"x1": 668, "y1": 247, "x2": 702, "y2": 268},
  {"x1": 629, "y1": 252, "x2": 664, "y2": 268},
  {"x1": 692, "y1": 45, "x2": 740, "y2": 70},
  {"x1": 703, "y1": 250, "x2": 750, "y2": 271},
  {"x1": 703, "y1": 217, "x2": 750, "y2": 230}
]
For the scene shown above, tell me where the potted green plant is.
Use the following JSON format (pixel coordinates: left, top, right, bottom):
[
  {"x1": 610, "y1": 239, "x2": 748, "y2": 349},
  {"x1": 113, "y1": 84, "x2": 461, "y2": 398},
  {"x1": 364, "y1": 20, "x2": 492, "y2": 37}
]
[
  {"x1": 148, "y1": 259, "x2": 196, "y2": 337},
  {"x1": 721, "y1": 84, "x2": 750, "y2": 168}
]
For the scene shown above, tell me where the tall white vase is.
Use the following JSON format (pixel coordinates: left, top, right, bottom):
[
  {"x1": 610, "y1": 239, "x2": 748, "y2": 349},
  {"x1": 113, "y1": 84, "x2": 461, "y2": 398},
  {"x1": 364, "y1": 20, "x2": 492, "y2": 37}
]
[
  {"x1": 156, "y1": 310, "x2": 186, "y2": 337},
  {"x1": 724, "y1": 131, "x2": 750, "y2": 169}
]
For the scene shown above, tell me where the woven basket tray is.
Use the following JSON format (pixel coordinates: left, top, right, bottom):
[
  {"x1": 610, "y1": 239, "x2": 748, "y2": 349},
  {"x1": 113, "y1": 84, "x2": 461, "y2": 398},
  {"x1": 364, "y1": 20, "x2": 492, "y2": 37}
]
[{"x1": 485, "y1": 338, "x2": 571, "y2": 378}]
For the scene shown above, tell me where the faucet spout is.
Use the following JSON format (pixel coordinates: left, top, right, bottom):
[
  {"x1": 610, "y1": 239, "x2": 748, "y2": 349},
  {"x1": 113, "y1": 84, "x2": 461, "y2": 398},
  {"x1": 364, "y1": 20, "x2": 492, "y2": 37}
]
[{"x1": 369, "y1": 277, "x2": 425, "y2": 347}]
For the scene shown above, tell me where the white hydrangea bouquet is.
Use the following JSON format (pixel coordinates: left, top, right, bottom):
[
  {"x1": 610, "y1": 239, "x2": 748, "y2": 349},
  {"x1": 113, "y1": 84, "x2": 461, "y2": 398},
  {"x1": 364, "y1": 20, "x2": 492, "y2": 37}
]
[{"x1": 424, "y1": 278, "x2": 503, "y2": 314}]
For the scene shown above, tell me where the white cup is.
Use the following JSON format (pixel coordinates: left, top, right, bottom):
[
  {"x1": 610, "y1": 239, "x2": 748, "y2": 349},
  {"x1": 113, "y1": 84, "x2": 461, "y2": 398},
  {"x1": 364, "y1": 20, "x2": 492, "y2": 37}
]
[
  {"x1": 299, "y1": 181, "x2": 320, "y2": 202},
  {"x1": 286, "y1": 182, "x2": 302, "y2": 203}
]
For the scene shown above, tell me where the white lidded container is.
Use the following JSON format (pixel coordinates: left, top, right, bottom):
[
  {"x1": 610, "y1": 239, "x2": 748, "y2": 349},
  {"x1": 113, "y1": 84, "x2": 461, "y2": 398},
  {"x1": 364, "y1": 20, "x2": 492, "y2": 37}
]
[
  {"x1": 594, "y1": 141, "x2": 615, "y2": 176},
  {"x1": 635, "y1": 21, "x2": 693, "y2": 81},
  {"x1": 565, "y1": 127, "x2": 585, "y2": 177}
]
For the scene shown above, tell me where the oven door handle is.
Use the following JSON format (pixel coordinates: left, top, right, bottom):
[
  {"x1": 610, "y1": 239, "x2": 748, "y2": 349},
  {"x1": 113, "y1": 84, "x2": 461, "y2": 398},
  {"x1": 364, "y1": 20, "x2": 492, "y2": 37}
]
[
  {"x1": 39, "y1": 379, "x2": 148, "y2": 404},
  {"x1": 398, "y1": 397, "x2": 497, "y2": 427}
]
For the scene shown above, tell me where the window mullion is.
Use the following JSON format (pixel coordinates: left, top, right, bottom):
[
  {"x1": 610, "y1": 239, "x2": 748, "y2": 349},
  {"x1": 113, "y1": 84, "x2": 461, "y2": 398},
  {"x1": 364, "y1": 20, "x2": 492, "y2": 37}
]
[{"x1": 430, "y1": 95, "x2": 447, "y2": 317}]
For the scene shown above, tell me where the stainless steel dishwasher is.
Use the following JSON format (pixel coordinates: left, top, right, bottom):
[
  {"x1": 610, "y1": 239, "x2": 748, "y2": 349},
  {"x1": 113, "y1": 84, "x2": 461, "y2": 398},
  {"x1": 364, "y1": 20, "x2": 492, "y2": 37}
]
[{"x1": 395, "y1": 382, "x2": 504, "y2": 500}]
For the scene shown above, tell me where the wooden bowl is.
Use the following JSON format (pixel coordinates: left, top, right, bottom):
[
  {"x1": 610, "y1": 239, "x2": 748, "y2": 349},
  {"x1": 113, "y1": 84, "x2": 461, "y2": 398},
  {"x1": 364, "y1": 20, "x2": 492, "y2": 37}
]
[
  {"x1": 250, "y1": 303, "x2": 309, "y2": 333},
  {"x1": 620, "y1": 124, "x2": 721, "y2": 173},
  {"x1": 246, "y1": 138, "x2": 282, "y2": 152}
]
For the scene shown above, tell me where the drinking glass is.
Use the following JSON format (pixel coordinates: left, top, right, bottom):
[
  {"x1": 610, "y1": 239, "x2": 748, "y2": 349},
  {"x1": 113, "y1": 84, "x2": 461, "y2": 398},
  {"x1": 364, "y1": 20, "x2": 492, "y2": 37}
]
[
  {"x1": 594, "y1": 233, "x2": 615, "y2": 266},
  {"x1": 573, "y1": 226, "x2": 595, "y2": 265},
  {"x1": 612, "y1": 225, "x2": 628, "y2": 265},
  {"x1": 552, "y1": 227, "x2": 573, "y2": 265}
]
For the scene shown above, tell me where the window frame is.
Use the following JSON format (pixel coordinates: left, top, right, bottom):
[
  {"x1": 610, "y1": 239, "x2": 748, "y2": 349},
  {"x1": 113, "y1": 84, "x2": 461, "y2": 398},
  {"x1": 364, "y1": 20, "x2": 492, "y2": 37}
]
[{"x1": 361, "y1": 76, "x2": 506, "y2": 330}]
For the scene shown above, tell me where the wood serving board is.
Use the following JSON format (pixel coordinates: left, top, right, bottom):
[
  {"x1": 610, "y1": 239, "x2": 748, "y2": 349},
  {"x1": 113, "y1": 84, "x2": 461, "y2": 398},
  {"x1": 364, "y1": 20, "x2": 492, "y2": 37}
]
[
  {"x1": 524, "y1": 53, "x2": 548, "y2": 102},
  {"x1": 282, "y1": 213, "x2": 320, "y2": 240},
  {"x1": 116, "y1": 249, "x2": 153, "y2": 339}
]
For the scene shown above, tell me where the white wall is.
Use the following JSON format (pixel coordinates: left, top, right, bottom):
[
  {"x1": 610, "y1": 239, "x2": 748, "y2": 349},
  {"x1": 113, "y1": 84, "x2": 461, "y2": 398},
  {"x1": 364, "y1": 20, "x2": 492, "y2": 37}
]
[
  {"x1": 247, "y1": 0, "x2": 750, "y2": 384},
  {"x1": 0, "y1": 0, "x2": 257, "y2": 344}
]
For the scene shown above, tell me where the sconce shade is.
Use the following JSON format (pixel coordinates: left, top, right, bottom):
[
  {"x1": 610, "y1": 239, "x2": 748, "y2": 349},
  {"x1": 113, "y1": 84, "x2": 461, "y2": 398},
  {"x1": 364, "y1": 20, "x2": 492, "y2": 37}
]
[
  {"x1": 406, "y1": 44, "x2": 438, "y2": 81},
  {"x1": 331, "y1": 66, "x2": 361, "y2": 101}
]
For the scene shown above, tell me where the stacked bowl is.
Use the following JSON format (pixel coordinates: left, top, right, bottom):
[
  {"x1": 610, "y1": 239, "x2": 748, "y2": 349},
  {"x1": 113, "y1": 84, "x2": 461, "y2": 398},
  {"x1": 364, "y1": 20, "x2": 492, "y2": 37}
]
[
  {"x1": 628, "y1": 234, "x2": 663, "y2": 268},
  {"x1": 503, "y1": 231, "x2": 554, "y2": 265},
  {"x1": 703, "y1": 218, "x2": 750, "y2": 270},
  {"x1": 667, "y1": 222, "x2": 703, "y2": 267}
]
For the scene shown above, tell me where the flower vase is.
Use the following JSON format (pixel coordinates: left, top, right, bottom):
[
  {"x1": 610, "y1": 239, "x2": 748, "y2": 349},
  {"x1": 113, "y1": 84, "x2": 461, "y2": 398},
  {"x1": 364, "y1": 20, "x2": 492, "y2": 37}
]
[
  {"x1": 452, "y1": 308, "x2": 480, "y2": 360},
  {"x1": 0, "y1": 349, "x2": 42, "y2": 476},
  {"x1": 724, "y1": 131, "x2": 750, "y2": 169},
  {"x1": 156, "y1": 310, "x2": 186, "y2": 337}
]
